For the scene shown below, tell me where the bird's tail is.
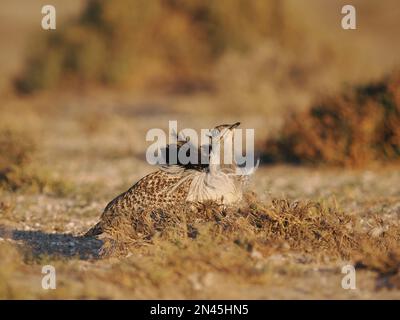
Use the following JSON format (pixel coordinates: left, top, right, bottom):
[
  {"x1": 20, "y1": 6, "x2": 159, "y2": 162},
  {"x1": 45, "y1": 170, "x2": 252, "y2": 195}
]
[{"x1": 84, "y1": 221, "x2": 103, "y2": 237}]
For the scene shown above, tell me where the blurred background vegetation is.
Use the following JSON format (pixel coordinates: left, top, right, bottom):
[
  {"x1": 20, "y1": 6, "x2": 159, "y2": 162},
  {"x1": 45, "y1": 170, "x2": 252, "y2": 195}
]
[
  {"x1": 14, "y1": 0, "x2": 308, "y2": 94},
  {"x1": 0, "y1": 0, "x2": 399, "y2": 167}
]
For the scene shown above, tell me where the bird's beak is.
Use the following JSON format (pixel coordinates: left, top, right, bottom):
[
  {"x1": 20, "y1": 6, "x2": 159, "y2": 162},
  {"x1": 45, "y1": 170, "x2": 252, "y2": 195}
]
[
  {"x1": 219, "y1": 122, "x2": 240, "y2": 140},
  {"x1": 229, "y1": 122, "x2": 241, "y2": 130},
  {"x1": 206, "y1": 122, "x2": 240, "y2": 138}
]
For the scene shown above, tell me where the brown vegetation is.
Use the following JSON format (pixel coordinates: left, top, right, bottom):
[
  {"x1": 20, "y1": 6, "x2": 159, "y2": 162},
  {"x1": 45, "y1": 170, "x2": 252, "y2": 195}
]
[
  {"x1": 99, "y1": 193, "x2": 400, "y2": 267},
  {"x1": 0, "y1": 127, "x2": 36, "y2": 190},
  {"x1": 15, "y1": 0, "x2": 296, "y2": 93},
  {"x1": 1, "y1": 193, "x2": 400, "y2": 298},
  {"x1": 0, "y1": 127, "x2": 72, "y2": 195},
  {"x1": 263, "y1": 72, "x2": 400, "y2": 166}
]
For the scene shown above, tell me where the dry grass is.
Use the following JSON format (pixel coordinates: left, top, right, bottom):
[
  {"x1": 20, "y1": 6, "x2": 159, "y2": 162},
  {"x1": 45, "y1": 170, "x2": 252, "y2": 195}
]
[
  {"x1": 263, "y1": 72, "x2": 400, "y2": 166},
  {"x1": 1, "y1": 193, "x2": 400, "y2": 299},
  {"x1": 0, "y1": 127, "x2": 36, "y2": 190},
  {"x1": 0, "y1": 126, "x2": 73, "y2": 195},
  {"x1": 97, "y1": 193, "x2": 400, "y2": 267},
  {"x1": 0, "y1": 127, "x2": 35, "y2": 172}
]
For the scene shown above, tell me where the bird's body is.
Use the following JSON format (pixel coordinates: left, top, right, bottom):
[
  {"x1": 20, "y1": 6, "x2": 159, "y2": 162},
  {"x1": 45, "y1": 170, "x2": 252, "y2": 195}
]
[
  {"x1": 85, "y1": 122, "x2": 250, "y2": 238},
  {"x1": 85, "y1": 168, "x2": 192, "y2": 237}
]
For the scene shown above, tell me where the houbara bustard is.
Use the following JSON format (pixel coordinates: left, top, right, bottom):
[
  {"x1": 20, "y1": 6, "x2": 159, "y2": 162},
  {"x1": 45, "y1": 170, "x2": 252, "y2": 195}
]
[{"x1": 85, "y1": 122, "x2": 254, "y2": 238}]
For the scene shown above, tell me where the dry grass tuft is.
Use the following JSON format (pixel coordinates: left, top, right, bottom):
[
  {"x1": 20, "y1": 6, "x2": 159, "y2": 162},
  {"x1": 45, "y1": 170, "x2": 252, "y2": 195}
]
[
  {"x1": 263, "y1": 72, "x2": 400, "y2": 166},
  {"x1": 97, "y1": 193, "x2": 400, "y2": 268},
  {"x1": 0, "y1": 128, "x2": 36, "y2": 174},
  {"x1": 0, "y1": 127, "x2": 73, "y2": 195},
  {"x1": 0, "y1": 127, "x2": 36, "y2": 190},
  {"x1": 86, "y1": 192, "x2": 400, "y2": 294}
]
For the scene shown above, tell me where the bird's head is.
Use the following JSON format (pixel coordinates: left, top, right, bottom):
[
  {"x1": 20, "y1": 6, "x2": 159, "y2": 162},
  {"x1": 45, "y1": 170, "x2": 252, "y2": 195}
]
[
  {"x1": 206, "y1": 122, "x2": 240, "y2": 169},
  {"x1": 207, "y1": 122, "x2": 240, "y2": 142}
]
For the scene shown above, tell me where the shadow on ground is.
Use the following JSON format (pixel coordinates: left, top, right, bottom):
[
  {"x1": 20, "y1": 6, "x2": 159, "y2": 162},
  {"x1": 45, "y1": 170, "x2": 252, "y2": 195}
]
[{"x1": 0, "y1": 226, "x2": 103, "y2": 259}]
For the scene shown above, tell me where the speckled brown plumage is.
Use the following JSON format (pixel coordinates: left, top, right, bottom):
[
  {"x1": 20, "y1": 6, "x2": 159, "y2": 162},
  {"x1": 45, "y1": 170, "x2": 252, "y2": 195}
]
[{"x1": 85, "y1": 168, "x2": 195, "y2": 238}]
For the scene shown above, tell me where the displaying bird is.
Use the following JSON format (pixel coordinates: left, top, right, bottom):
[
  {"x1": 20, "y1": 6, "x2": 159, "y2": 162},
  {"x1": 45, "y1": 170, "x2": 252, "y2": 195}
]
[{"x1": 85, "y1": 122, "x2": 250, "y2": 238}]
